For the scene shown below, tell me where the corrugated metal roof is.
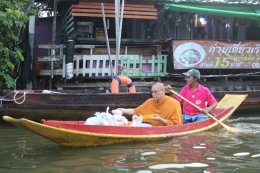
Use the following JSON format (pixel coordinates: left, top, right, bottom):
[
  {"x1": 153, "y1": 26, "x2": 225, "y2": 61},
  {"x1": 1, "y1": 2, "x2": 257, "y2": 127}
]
[{"x1": 166, "y1": 0, "x2": 260, "y2": 5}]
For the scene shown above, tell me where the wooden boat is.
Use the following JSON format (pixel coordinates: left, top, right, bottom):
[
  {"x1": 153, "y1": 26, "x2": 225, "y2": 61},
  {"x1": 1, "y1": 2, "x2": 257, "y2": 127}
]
[
  {"x1": 0, "y1": 90, "x2": 151, "y2": 119},
  {"x1": 0, "y1": 88, "x2": 258, "y2": 120},
  {"x1": 3, "y1": 94, "x2": 247, "y2": 147}
]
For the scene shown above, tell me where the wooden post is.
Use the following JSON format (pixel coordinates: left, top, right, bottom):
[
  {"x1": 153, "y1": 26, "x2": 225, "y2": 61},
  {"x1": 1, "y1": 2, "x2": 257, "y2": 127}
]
[
  {"x1": 101, "y1": 3, "x2": 113, "y2": 79},
  {"x1": 49, "y1": 0, "x2": 58, "y2": 89},
  {"x1": 114, "y1": 0, "x2": 120, "y2": 75},
  {"x1": 117, "y1": 0, "x2": 125, "y2": 74}
]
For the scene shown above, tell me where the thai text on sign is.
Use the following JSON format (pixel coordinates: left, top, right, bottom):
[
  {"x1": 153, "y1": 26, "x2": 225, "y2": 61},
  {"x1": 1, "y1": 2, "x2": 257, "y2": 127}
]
[{"x1": 172, "y1": 40, "x2": 260, "y2": 69}]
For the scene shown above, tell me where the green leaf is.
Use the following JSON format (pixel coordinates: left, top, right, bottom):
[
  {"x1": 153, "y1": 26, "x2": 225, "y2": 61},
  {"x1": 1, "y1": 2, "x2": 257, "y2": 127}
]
[{"x1": 0, "y1": 0, "x2": 29, "y2": 89}]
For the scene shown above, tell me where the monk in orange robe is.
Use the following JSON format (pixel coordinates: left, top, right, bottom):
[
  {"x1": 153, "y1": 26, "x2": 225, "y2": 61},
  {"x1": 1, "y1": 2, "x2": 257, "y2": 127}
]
[{"x1": 117, "y1": 82, "x2": 182, "y2": 126}]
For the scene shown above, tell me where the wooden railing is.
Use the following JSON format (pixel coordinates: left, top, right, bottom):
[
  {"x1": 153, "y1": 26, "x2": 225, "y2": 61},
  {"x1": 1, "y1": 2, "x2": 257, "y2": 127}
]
[
  {"x1": 39, "y1": 54, "x2": 167, "y2": 78},
  {"x1": 37, "y1": 44, "x2": 167, "y2": 78}
]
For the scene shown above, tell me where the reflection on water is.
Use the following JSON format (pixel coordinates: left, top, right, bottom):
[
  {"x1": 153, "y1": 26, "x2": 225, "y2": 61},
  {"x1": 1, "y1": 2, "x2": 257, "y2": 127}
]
[{"x1": 0, "y1": 114, "x2": 260, "y2": 173}]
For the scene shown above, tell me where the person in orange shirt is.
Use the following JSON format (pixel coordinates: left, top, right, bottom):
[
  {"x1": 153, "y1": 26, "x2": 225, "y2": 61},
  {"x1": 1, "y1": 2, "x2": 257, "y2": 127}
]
[{"x1": 116, "y1": 82, "x2": 182, "y2": 126}]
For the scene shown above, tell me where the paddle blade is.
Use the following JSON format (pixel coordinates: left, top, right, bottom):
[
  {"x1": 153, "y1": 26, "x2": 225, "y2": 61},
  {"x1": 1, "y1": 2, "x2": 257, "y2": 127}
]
[{"x1": 216, "y1": 94, "x2": 247, "y2": 109}]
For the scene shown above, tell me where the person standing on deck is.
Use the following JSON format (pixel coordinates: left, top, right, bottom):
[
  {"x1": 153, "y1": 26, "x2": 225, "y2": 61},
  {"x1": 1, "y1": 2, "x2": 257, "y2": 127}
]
[
  {"x1": 114, "y1": 82, "x2": 182, "y2": 126},
  {"x1": 168, "y1": 69, "x2": 218, "y2": 124}
]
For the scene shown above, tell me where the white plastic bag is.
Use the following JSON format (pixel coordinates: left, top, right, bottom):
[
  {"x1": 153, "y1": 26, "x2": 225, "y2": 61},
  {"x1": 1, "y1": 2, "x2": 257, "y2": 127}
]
[
  {"x1": 131, "y1": 115, "x2": 143, "y2": 126},
  {"x1": 85, "y1": 106, "x2": 129, "y2": 126},
  {"x1": 84, "y1": 117, "x2": 102, "y2": 125},
  {"x1": 111, "y1": 109, "x2": 123, "y2": 116}
]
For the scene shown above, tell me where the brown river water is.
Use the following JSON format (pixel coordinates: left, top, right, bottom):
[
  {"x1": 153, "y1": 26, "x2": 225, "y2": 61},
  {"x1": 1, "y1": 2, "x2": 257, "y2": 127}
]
[{"x1": 0, "y1": 113, "x2": 260, "y2": 173}]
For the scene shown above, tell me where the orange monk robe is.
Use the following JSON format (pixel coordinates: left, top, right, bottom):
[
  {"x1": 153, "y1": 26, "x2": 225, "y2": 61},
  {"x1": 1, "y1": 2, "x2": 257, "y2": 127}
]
[{"x1": 134, "y1": 96, "x2": 182, "y2": 126}]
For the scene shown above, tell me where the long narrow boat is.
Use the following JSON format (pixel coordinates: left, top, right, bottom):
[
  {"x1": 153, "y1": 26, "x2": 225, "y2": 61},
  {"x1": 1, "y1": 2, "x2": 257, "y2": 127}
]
[
  {"x1": 3, "y1": 94, "x2": 246, "y2": 147},
  {"x1": 0, "y1": 89, "x2": 258, "y2": 120}
]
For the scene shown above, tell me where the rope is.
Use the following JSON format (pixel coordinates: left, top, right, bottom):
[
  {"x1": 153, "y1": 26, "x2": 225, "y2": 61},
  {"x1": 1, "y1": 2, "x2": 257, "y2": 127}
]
[
  {"x1": 13, "y1": 91, "x2": 27, "y2": 104},
  {"x1": 0, "y1": 91, "x2": 27, "y2": 105}
]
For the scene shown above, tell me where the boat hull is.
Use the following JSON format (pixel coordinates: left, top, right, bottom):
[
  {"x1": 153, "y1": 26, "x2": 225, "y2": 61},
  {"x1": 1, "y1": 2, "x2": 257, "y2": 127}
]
[
  {"x1": 0, "y1": 90, "x2": 257, "y2": 119},
  {"x1": 3, "y1": 94, "x2": 247, "y2": 147},
  {"x1": 2, "y1": 109, "x2": 231, "y2": 147},
  {"x1": 0, "y1": 91, "x2": 150, "y2": 120}
]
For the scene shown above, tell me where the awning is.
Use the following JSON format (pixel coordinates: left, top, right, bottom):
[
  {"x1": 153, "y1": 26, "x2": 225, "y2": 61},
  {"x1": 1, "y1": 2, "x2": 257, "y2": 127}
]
[
  {"x1": 72, "y1": 2, "x2": 158, "y2": 20},
  {"x1": 164, "y1": 3, "x2": 260, "y2": 20}
]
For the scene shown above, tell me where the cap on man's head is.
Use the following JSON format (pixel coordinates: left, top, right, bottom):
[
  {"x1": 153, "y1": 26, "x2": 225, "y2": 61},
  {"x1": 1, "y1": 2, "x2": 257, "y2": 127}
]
[{"x1": 183, "y1": 69, "x2": 200, "y2": 79}]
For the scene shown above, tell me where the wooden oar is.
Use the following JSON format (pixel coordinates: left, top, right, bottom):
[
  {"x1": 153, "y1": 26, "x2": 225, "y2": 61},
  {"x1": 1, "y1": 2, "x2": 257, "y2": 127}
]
[{"x1": 168, "y1": 89, "x2": 238, "y2": 133}]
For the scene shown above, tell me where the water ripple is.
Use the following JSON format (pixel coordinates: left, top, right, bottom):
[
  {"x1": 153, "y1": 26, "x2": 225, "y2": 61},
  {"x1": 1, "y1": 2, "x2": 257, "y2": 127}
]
[{"x1": 1, "y1": 114, "x2": 260, "y2": 173}]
